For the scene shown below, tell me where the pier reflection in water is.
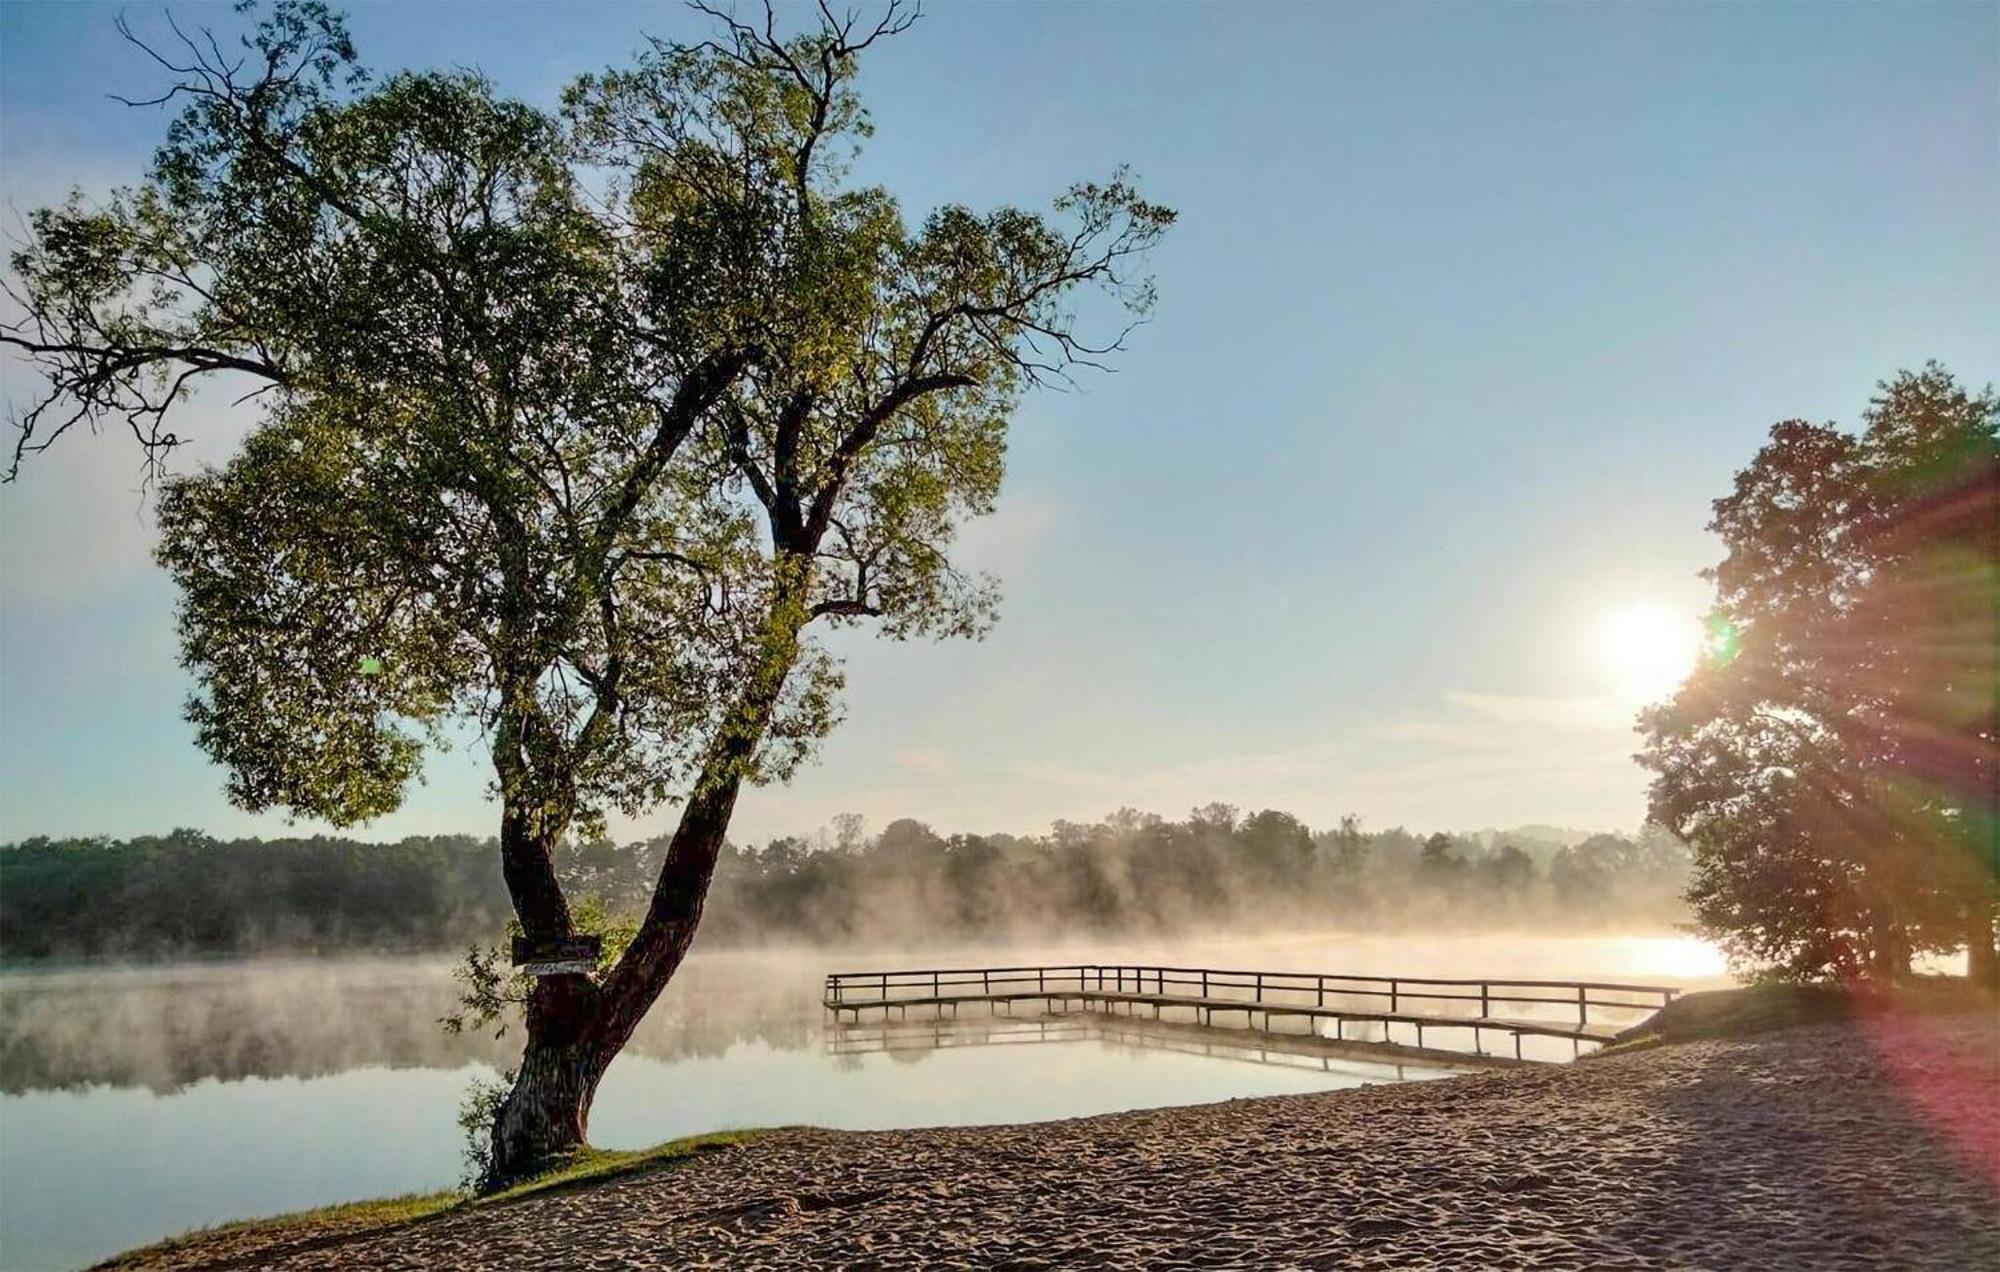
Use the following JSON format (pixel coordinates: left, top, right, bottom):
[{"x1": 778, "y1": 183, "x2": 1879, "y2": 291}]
[{"x1": 825, "y1": 1011, "x2": 1496, "y2": 1083}]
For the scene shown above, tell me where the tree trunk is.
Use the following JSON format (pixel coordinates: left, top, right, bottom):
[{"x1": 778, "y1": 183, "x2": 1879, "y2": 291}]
[
  {"x1": 1969, "y1": 909, "x2": 1999, "y2": 989},
  {"x1": 489, "y1": 1032, "x2": 610, "y2": 1187},
  {"x1": 486, "y1": 767, "x2": 596, "y2": 1187},
  {"x1": 484, "y1": 784, "x2": 742, "y2": 1187},
  {"x1": 482, "y1": 563, "x2": 812, "y2": 1189},
  {"x1": 593, "y1": 570, "x2": 811, "y2": 1055},
  {"x1": 595, "y1": 780, "x2": 742, "y2": 1053},
  {"x1": 1868, "y1": 920, "x2": 1912, "y2": 982},
  {"x1": 487, "y1": 974, "x2": 607, "y2": 1186}
]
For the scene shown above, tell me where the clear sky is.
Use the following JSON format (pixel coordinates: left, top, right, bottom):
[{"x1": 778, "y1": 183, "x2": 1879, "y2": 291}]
[{"x1": 1, "y1": 0, "x2": 1994, "y2": 846}]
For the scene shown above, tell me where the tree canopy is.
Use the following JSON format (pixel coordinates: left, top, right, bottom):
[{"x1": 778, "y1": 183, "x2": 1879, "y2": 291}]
[
  {"x1": 1639, "y1": 365, "x2": 1998, "y2": 982},
  {"x1": 3, "y1": 0, "x2": 1171, "y2": 1181}
]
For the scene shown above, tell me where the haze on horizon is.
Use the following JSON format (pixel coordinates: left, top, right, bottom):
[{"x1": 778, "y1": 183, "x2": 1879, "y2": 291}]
[{"x1": 2, "y1": 0, "x2": 1994, "y2": 847}]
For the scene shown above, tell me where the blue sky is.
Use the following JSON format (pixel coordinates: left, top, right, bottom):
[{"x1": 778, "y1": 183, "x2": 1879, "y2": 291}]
[{"x1": 1, "y1": 0, "x2": 1994, "y2": 845}]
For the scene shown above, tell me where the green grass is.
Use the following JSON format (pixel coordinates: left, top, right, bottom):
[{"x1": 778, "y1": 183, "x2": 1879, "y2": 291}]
[
  {"x1": 480, "y1": 1129, "x2": 768, "y2": 1203},
  {"x1": 98, "y1": 1129, "x2": 770, "y2": 1269}
]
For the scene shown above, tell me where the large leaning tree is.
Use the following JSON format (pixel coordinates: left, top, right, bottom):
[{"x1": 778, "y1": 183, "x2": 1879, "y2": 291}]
[
  {"x1": 1638, "y1": 366, "x2": 1997, "y2": 985},
  {"x1": 3, "y1": 0, "x2": 1171, "y2": 1182}
]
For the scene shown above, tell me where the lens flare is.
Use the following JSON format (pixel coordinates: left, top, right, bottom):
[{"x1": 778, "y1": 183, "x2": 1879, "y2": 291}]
[{"x1": 1703, "y1": 615, "x2": 1742, "y2": 668}]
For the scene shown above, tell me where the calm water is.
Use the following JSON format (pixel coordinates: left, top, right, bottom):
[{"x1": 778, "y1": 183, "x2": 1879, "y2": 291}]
[{"x1": 0, "y1": 933, "x2": 1727, "y2": 1270}]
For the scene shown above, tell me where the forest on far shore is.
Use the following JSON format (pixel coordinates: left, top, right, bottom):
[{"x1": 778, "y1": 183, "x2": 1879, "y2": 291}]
[{"x1": 0, "y1": 808, "x2": 1690, "y2": 959}]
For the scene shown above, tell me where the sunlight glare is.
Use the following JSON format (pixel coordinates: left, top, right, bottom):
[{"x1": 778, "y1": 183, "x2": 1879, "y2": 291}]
[
  {"x1": 1599, "y1": 603, "x2": 1703, "y2": 703},
  {"x1": 1612, "y1": 935, "x2": 1731, "y2": 982}
]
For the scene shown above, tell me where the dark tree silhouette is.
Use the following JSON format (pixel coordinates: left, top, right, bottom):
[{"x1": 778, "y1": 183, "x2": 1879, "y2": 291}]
[{"x1": 1640, "y1": 366, "x2": 1998, "y2": 984}]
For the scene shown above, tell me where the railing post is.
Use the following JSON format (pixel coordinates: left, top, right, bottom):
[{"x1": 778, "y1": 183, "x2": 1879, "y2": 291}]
[
  {"x1": 1255, "y1": 972, "x2": 1263, "y2": 1004},
  {"x1": 1480, "y1": 982, "x2": 1489, "y2": 1019},
  {"x1": 1039, "y1": 967, "x2": 1046, "y2": 994},
  {"x1": 983, "y1": 969, "x2": 990, "y2": 994},
  {"x1": 1317, "y1": 975, "x2": 1324, "y2": 1007},
  {"x1": 1390, "y1": 980, "x2": 1398, "y2": 1013},
  {"x1": 1577, "y1": 984, "x2": 1587, "y2": 1027},
  {"x1": 1201, "y1": 969, "x2": 1209, "y2": 998},
  {"x1": 933, "y1": 970, "x2": 940, "y2": 998}
]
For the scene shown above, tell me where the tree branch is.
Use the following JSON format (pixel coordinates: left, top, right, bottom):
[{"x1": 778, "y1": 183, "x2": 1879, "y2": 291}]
[
  {"x1": 591, "y1": 346, "x2": 753, "y2": 555},
  {"x1": 802, "y1": 370, "x2": 973, "y2": 545}
]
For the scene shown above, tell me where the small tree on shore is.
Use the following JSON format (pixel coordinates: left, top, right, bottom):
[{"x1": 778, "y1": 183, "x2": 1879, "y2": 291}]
[
  {"x1": 1639, "y1": 366, "x2": 1998, "y2": 984},
  {"x1": 3, "y1": 0, "x2": 1170, "y2": 1182}
]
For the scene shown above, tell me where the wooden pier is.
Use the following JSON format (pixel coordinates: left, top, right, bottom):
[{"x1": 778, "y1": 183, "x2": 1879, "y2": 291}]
[{"x1": 823, "y1": 963, "x2": 1678, "y2": 1060}]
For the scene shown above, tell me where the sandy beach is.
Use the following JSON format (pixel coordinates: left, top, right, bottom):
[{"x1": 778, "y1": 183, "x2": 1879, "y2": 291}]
[{"x1": 123, "y1": 1007, "x2": 2000, "y2": 1271}]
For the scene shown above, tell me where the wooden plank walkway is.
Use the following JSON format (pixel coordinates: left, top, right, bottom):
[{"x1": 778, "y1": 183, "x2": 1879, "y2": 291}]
[{"x1": 824, "y1": 963, "x2": 1677, "y2": 1060}]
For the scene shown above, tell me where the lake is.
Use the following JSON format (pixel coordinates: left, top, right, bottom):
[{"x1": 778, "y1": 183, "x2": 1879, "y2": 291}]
[{"x1": 0, "y1": 932, "x2": 1728, "y2": 1270}]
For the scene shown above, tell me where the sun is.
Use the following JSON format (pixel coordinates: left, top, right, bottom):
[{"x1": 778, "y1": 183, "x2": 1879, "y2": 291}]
[{"x1": 1598, "y1": 602, "x2": 1703, "y2": 703}]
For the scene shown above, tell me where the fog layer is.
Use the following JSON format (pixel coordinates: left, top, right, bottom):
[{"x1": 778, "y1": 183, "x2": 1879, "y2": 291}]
[{"x1": 1, "y1": 808, "x2": 1691, "y2": 959}]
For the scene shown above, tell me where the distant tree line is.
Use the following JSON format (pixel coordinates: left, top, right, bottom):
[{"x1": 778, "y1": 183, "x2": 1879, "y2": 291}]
[
  {"x1": 0, "y1": 810, "x2": 1691, "y2": 959},
  {"x1": 692, "y1": 808, "x2": 1693, "y2": 944},
  {"x1": 0, "y1": 832, "x2": 509, "y2": 957}
]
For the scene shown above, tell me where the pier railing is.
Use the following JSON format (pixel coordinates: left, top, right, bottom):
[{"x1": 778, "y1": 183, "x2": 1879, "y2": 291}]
[{"x1": 823, "y1": 963, "x2": 1678, "y2": 1031}]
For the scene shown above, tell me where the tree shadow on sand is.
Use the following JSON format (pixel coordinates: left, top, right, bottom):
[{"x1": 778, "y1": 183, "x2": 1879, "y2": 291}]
[{"x1": 1596, "y1": 1014, "x2": 2000, "y2": 1269}]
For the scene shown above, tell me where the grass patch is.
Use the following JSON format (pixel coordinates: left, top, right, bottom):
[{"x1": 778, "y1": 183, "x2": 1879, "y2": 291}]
[
  {"x1": 98, "y1": 1128, "x2": 770, "y2": 1270},
  {"x1": 481, "y1": 1129, "x2": 766, "y2": 1204},
  {"x1": 1594, "y1": 977, "x2": 1998, "y2": 1057}
]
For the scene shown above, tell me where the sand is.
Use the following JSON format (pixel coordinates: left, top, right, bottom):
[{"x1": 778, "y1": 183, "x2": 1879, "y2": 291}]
[{"x1": 134, "y1": 1011, "x2": 1998, "y2": 1270}]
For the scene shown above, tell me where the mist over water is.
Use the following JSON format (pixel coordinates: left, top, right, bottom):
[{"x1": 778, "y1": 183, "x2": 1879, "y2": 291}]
[{"x1": 0, "y1": 930, "x2": 1725, "y2": 1269}]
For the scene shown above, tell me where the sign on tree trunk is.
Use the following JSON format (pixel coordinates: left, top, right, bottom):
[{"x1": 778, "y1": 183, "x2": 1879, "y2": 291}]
[{"x1": 511, "y1": 935, "x2": 601, "y2": 977}]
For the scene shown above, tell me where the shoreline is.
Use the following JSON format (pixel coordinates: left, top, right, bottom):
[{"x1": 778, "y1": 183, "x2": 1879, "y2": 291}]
[{"x1": 106, "y1": 994, "x2": 1999, "y2": 1270}]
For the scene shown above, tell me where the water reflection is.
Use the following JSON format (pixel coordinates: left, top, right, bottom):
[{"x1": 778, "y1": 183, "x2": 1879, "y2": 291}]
[
  {"x1": 0, "y1": 954, "x2": 1472, "y2": 1271},
  {"x1": 1, "y1": 934, "x2": 1728, "y2": 1096},
  {"x1": 0, "y1": 955, "x2": 825, "y2": 1095},
  {"x1": 825, "y1": 1011, "x2": 1501, "y2": 1082},
  {"x1": 0, "y1": 936, "x2": 1726, "y2": 1270}
]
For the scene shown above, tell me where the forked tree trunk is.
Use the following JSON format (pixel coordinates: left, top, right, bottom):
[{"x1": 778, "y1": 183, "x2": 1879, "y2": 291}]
[
  {"x1": 484, "y1": 781, "x2": 605, "y2": 1186},
  {"x1": 483, "y1": 586, "x2": 808, "y2": 1188},
  {"x1": 484, "y1": 788, "x2": 746, "y2": 1186}
]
